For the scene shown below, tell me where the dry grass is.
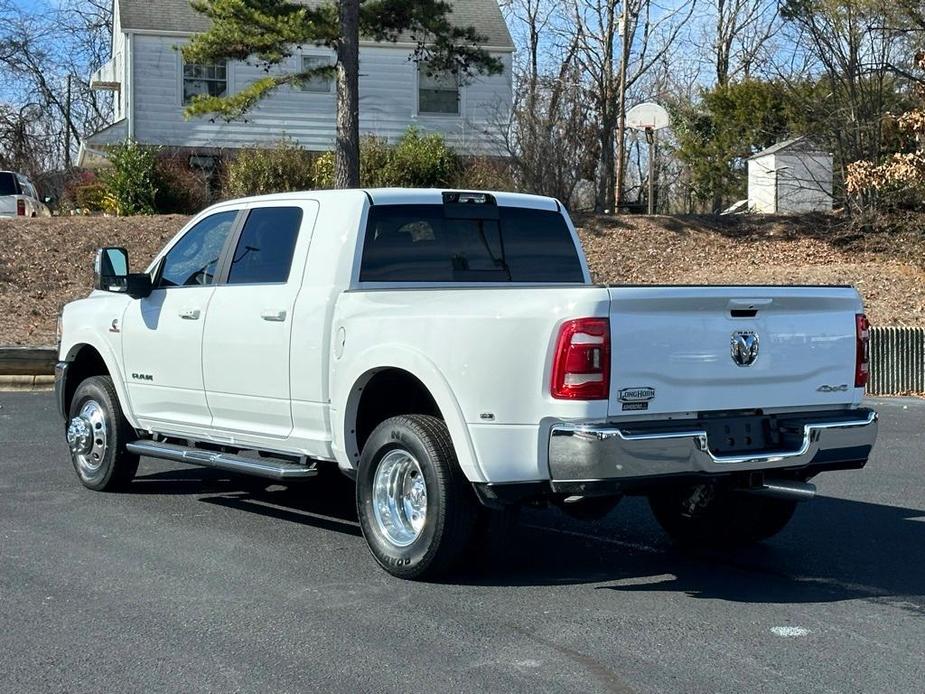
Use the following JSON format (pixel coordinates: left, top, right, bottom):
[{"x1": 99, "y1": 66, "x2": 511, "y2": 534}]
[
  {"x1": 0, "y1": 215, "x2": 190, "y2": 346},
  {"x1": 2, "y1": 211, "x2": 923, "y2": 346}
]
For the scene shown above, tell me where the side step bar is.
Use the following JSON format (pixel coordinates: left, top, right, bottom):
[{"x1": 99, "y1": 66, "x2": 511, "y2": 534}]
[{"x1": 126, "y1": 440, "x2": 318, "y2": 481}]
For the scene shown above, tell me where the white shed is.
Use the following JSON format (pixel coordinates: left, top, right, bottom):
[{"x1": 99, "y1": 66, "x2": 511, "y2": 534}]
[{"x1": 747, "y1": 137, "x2": 833, "y2": 214}]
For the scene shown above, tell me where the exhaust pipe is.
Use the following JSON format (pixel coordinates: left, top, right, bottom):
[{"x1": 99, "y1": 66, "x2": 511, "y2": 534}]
[{"x1": 744, "y1": 479, "x2": 816, "y2": 502}]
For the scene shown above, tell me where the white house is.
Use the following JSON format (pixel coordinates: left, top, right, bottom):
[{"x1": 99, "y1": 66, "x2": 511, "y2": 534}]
[
  {"x1": 79, "y1": 0, "x2": 513, "y2": 167},
  {"x1": 747, "y1": 137, "x2": 834, "y2": 214}
]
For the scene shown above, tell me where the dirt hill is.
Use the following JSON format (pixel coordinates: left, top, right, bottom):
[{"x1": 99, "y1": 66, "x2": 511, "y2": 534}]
[{"x1": 1, "y1": 212, "x2": 923, "y2": 346}]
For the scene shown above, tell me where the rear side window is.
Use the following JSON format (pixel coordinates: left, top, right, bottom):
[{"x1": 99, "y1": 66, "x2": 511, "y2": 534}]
[
  {"x1": 0, "y1": 173, "x2": 18, "y2": 196},
  {"x1": 359, "y1": 205, "x2": 584, "y2": 283},
  {"x1": 227, "y1": 207, "x2": 303, "y2": 284}
]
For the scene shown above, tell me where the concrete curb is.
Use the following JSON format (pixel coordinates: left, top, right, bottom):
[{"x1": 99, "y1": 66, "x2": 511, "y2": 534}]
[
  {"x1": 0, "y1": 375, "x2": 55, "y2": 391},
  {"x1": 0, "y1": 346, "x2": 57, "y2": 376}
]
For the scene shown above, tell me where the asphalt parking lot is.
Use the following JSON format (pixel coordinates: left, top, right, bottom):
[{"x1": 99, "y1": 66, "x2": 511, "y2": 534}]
[{"x1": 1, "y1": 393, "x2": 922, "y2": 693}]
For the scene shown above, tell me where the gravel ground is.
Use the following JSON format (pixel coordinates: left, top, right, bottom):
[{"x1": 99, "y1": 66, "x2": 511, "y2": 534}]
[{"x1": 2, "y1": 211, "x2": 924, "y2": 345}]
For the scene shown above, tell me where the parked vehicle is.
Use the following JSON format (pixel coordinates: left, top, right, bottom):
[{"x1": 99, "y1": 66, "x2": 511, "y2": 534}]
[
  {"x1": 55, "y1": 189, "x2": 878, "y2": 579},
  {"x1": 0, "y1": 171, "x2": 51, "y2": 218}
]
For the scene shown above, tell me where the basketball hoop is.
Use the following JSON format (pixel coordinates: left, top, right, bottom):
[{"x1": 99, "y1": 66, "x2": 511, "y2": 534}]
[{"x1": 625, "y1": 102, "x2": 670, "y2": 215}]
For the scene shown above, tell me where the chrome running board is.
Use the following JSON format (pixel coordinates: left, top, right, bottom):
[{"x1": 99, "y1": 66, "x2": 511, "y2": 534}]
[{"x1": 126, "y1": 440, "x2": 318, "y2": 481}]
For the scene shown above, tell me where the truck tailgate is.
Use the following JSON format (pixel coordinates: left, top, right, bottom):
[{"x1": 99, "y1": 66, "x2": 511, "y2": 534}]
[
  {"x1": 0, "y1": 196, "x2": 17, "y2": 216},
  {"x1": 607, "y1": 286, "x2": 864, "y2": 417}
]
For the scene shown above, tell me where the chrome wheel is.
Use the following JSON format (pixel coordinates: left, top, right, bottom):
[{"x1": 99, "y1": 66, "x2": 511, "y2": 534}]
[
  {"x1": 67, "y1": 400, "x2": 108, "y2": 476},
  {"x1": 372, "y1": 449, "x2": 428, "y2": 547}
]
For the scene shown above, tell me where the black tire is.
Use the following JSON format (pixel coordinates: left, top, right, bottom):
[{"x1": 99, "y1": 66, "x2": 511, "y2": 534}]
[
  {"x1": 649, "y1": 486, "x2": 797, "y2": 547},
  {"x1": 356, "y1": 415, "x2": 478, "y2": 580},
  {"x1": 67, "y1": 375, "x2": 139, "y2": 491}
]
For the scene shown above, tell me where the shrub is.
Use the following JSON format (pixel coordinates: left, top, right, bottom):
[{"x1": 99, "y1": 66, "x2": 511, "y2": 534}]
[
  {"x1": 360, "y1": 136, "x2": 394, "y2": 187},
  {"x1": 311, "y1": 151, "x2": 335, "y2": 189},
  {"x1": 383, "y1": 128, "x2": 459, "y2": 187},
  {"x1": 223, "y1": 138, "x2": 315, "y2": 197},
  {"x1": 74, "y1": 183, "x2": 108, "y2": 212},
  {"x1": 455, "y1": 156, "x2": 514, "y2": 191},
  {"x1": 312, "y1": 128, "x2": 460, "y2": 188},
  {"x1": 101, "y1": 141, "x2": 158, "y2": 215},
  {"x1": 154, "y1": 156, "x2": 210, "y2": 214}
]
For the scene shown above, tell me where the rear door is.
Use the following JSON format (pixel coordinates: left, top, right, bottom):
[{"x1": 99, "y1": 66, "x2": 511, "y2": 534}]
[
  {"x1": 606, "y1": 285, "x2": 863, "y2": 417},
  {"x1": 201, "y1": 202, "x2": 317, "y2": 438}
]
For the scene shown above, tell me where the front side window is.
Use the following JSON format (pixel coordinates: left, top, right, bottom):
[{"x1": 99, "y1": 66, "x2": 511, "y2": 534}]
[
  {"x1": 418, "y1": 68, "x2": 459, "y2": 115},
  {"x1": 227, "y1": 207, "x2": 303, "y2": 284},
  {"x1": 359, "y1": 205, "x2": 585, "y2": 283},
  {"x1": 298, "y1": 55, "x2": 334, "y2": 93},
  {"x1": 183, "y1": 62, "x2": 227, "y2": 104},
  {"x1": 157, "y1": 210, "x2": 237, "y2": 287}
]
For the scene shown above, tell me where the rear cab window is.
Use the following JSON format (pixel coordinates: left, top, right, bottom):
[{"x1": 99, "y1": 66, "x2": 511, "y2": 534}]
[{"x1": 359, "y1": 202, "x2": 585, "y2": 283}]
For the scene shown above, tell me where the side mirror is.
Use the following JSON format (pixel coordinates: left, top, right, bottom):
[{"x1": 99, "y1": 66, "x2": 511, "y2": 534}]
[{"x1": 94, "y1": 247, "x2": 152, "y2": 299}]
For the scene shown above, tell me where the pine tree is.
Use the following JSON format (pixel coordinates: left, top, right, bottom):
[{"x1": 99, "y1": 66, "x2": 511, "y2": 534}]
[{"x1": 183, "y1": 0, "x2": 502, "y2": 188}]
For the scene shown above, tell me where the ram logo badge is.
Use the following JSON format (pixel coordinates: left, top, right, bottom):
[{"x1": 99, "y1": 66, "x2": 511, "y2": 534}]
[
  {"x1": 730, "y1": 331, "x2": 760, "y2": 367},
  {"x1": 817, "y1": 384, "x2": 849, "y2": 392},
  {"x1": 131, "y1": 373, "x2": 154, "y2": 382}
]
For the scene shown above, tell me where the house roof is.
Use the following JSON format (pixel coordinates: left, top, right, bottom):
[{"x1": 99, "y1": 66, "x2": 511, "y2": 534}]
[
  {"x1": 117, "y1": 0, "x2": 514, "y2": 49},
  {"x1": 748, "y1": 136, "x2": 830, "y2": 160}
]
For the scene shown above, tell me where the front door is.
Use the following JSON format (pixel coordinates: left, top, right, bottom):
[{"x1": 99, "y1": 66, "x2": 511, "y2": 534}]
[
  {"x1": 122, "y1": 209, "x2": 239, "y2": 430},
  {"x1": 202, "y1": 203, "x2": 315, "y2": 438}
]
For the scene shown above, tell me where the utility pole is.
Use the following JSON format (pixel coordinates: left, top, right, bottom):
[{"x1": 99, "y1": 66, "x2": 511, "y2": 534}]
[
  {"x1": 64, "y1": 75, "x2": 72, "y2": 170},
  {"x1": 646, "y1": 127, "x2": 655, "y2": 215},
  {"x1": 614, "y1": 0, "x2": 631, "y2": 212}
]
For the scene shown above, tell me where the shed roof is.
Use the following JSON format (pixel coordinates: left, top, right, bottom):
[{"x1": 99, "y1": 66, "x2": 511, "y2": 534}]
[
  {"x1": 117, "y1": 0, "x2": 514, "y2": 49},
  {"x1": 748, "y1": 136, "x2": 830, "y2": 160}
]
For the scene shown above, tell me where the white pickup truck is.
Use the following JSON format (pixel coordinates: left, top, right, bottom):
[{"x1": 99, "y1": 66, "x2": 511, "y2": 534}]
[{"x1": 56, "y1": 189, "x2": 878, "y2": 579}]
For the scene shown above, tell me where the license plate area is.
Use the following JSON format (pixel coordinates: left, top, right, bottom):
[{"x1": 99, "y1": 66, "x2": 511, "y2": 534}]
[{"x1": 702, "y1": 416, "x2": 774, "y2": 455}]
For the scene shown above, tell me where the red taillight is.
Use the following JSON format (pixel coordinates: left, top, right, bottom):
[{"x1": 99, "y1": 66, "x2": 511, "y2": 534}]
[
  {"x1": 855, "y1": 313, "x2": 870, "y2": 388},
  {"x1": 16, "y1": 199, "x2": 25, "y2": 216},
  {"x1": 551, "y1": 318, "x2": 610, "y2": 400}
]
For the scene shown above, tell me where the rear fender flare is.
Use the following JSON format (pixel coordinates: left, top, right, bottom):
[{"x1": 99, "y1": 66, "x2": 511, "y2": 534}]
[{"x1": 334, "y1": 344, "x2": 485, "y2": 483}]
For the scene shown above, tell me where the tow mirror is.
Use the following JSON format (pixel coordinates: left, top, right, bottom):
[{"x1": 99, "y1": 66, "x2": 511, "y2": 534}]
[{"x1": 94, "y1": 247, "x2": 152, "y2": 299}]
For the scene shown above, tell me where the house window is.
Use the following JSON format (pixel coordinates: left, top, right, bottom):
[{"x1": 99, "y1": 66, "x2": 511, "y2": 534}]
[
  {"x1": 183, "y1": 62, "x2": 227, "y2": 104},
  {"x1": 298, "y1": 55, "x2": 334, "y2": 93},
  {"x1": 418, "y1": 68, "x2": 459, "y2": 115}
]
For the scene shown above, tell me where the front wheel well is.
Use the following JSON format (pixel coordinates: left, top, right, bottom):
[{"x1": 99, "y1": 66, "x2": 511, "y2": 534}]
[
  {"x1": 352, "y1": 368, "x2": 442, "y2": 459},
  {"x1": 64, "y1": 345, "x2": 109, "y2": 414}
]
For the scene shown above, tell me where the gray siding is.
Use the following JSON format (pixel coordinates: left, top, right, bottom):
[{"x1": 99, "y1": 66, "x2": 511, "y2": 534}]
[{"x1": 131, "y1": 35, "x2": 511, "y2": 155}]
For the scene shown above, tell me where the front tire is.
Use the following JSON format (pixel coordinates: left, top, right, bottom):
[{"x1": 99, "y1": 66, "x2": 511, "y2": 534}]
[
  {"x1": 66, "y1": 376, "x2": 139, "y2": 491},
  {"x1": 356, "y1": 415, "x2": 478, "y2": 580},
  {"x1": 649, "y1": 485, "x2": 797, "y2": 546}
]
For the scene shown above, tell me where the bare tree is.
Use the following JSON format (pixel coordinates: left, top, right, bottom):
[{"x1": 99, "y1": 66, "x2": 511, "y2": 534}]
[
  {"x1": 574, "y1": 0, "x2": 695, "y2": 211},
  {"x1": 710, "y1": 0, "x2": 779, "y2": 86},
  {"x1": 0, "y1": 0, "x2": 113, "y2": 171}
]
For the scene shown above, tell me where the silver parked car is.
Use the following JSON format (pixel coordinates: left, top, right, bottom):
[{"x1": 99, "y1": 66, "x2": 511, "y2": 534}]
[{"x1": 0, "y1": 171, "x2": 51, "y2": 218}]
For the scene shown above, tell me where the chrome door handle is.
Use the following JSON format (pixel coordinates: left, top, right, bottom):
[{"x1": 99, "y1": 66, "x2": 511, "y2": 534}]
[
  {"x1": 179, "y1": 308, "x2": 201, "y2": 320},
  {"x1": 261, "y1": 309, "x2": 287, "y2": 322}
]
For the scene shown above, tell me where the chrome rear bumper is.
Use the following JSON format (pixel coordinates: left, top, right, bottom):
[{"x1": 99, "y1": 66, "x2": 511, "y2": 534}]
[{"x1": 548, "y1": 409, "x2": 878, "y2": 483}]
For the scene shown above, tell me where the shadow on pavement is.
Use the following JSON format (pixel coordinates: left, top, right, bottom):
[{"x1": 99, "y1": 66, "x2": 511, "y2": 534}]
[{"x1": 129, "y1": 466, "x2": 924, "y2": 609}]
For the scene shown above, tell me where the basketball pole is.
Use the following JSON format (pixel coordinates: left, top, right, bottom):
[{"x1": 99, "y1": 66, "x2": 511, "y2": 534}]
[{"x1": 646, "y1": 127, "x2": 655, "y2": 215}]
